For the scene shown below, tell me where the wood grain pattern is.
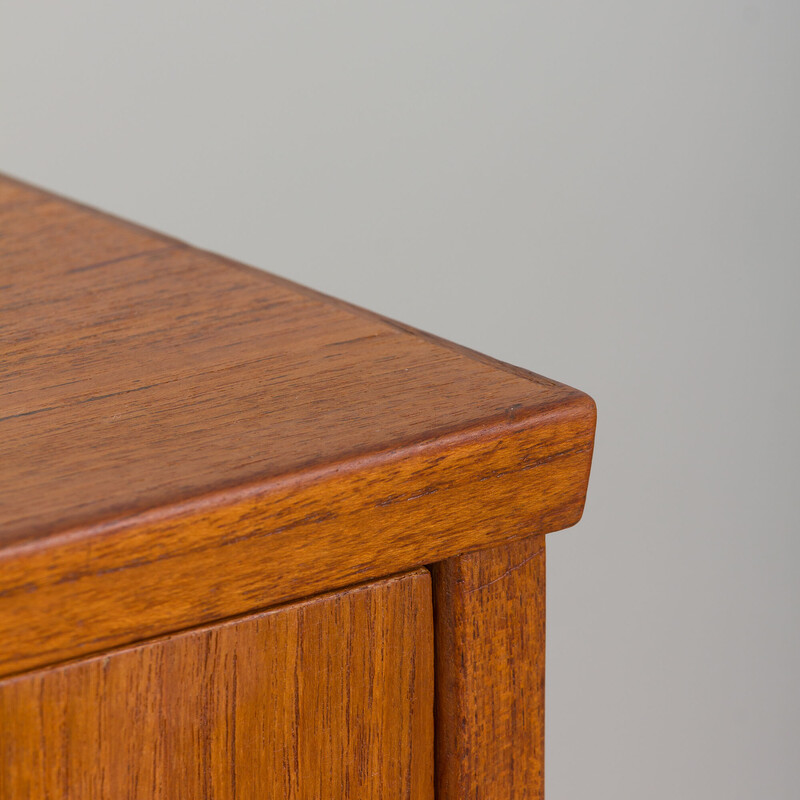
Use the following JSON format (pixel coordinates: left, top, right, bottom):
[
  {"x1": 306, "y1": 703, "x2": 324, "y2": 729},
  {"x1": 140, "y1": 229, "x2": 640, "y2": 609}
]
[
  {"x1": 433, "y1": 535, "x2": 546, "y2": 800},
  {"x1": 0, "y1": 570, "x2": 434, "y2": 800},
  {"x1": 0, "y1": 174, "x2": 595, "y2": 676}
]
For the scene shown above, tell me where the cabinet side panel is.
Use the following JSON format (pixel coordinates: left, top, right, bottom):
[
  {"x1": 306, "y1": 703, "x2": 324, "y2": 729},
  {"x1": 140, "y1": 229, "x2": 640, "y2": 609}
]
[
  {"x1": 433, "y1": 535, "x2": 546, "y2": 800},
  {"x1": 0, "y1": 570, "x2": 434, "y2": 800}
]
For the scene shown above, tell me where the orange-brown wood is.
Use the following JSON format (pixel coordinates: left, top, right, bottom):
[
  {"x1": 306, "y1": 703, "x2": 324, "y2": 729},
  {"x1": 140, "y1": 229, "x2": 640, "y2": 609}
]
[
  {"x1": 0, "y1": 175, "x2": 595, "y2": 677},
  {"x1": 0, "y1": 570, "x2": 434, "y2": 799},
  {"x1": 433, "y1": 535, "x2": 546, "y2": 800}
]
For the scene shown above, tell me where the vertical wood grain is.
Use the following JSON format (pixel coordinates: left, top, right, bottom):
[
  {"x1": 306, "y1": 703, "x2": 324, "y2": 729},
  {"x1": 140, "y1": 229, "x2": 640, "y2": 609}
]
[
  {"x1": 433, "y1": 535, "x2": 546, "y2": 800},
  {"x1": 0, "y1": 570, "x2": 434, "y2": 800}
]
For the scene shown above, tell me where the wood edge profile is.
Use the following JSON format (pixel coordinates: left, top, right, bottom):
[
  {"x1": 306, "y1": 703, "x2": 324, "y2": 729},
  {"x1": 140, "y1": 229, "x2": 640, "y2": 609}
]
[{"x1": 0, "y1": 396, "x2": 593, "y2": 678}]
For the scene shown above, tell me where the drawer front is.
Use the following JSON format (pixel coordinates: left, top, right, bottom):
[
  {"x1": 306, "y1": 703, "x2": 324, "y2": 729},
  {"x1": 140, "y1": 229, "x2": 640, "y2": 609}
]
[{"x1": 0, "y1": 570, "x2": 433, "y2": 799}]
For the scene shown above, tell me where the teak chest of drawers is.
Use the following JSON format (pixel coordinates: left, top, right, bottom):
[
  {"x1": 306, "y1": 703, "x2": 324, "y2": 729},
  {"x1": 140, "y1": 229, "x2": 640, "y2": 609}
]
[{"x1": 0, "y1": 175, "x2": 596, "y2": 799}]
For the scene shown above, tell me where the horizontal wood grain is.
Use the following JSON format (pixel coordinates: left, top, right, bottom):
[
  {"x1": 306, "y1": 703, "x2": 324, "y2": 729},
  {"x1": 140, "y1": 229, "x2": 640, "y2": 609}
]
[
  {"x1": 0, "y1": 570, "x2": 434, "y2": 799},
  {"x1": 433, "y1": 535, "x2": 546, "y2": 800},
  {"x1": 0, "y1": 174, "x2": 596, "y2": 676}
]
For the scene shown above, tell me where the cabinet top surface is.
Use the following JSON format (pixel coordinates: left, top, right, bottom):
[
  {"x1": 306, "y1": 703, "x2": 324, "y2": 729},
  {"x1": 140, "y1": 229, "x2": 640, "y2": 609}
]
[{"x1": 0, "y1": 175, "x2": 588, "y2": 550}]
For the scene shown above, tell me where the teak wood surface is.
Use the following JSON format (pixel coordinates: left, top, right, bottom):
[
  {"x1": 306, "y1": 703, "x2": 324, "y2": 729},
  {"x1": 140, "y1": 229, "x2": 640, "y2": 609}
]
[
  {"x1": 433, "y1": 535, "x2": 546, "y2": 800},
  {"x1": 0, "y1": 570, "x2": 434, "y2": 799},
  {"x1": 0, "y1": 173, "x2": 595, "y2": 679}
]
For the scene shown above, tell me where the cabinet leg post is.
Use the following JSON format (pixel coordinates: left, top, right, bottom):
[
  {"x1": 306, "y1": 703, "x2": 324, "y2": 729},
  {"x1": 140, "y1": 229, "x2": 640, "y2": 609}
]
[{"x1": 432, "y1": 534, "x2": 546, "y2": 799}]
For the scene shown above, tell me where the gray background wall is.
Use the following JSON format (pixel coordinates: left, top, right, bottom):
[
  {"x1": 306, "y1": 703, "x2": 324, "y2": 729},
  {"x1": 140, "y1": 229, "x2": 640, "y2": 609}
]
[{"x1": 2, "y1": 2, "x2": 798, "y2": 797}]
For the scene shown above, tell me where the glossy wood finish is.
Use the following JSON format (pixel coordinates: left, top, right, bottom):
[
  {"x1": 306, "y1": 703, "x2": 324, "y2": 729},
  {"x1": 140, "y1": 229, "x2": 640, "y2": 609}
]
[
  {"x1": 433, "y1": 535, "x2": 546, "y2": 800},
  {"x1": 0, "y1": 570, "x2": 434, "y2": 800},
  {"x1": 0, "y1": 175, "x2": 596, "y2": 677}
]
